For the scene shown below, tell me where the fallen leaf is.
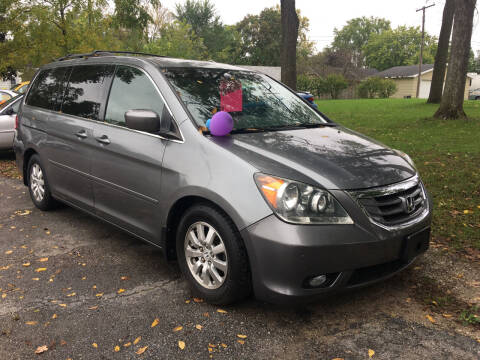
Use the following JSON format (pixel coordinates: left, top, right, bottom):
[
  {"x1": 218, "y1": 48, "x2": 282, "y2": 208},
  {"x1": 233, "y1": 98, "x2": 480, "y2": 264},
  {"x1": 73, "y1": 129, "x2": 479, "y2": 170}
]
[
  {"x1": 92, "y1": 343, "x2": 98, "y2": 348},
  {"x1": 66, "y1": 292, "x2": 76, "y2": 297},
  {"x1": 195, "y1": 324, "x2": 203, "y2": 330},
  {"x1": 173, "y1": 325, "x2": 183, "y2": 332},
  {"x1": 123, "y1": 342, "x2": 131, "y2": 347},
  {"x1": 5, "y1": 250, "x2": 13, "y2": 255},
  {"x1": 133, "y1": 336, "x2": 141, "y2": 345},
  {"x1": 237, "y1": 334, "x2": 247, "y2": 339},
  {"x1": 25, "y1": 321, "x2": 38, "y2": 325},
  {"x1": 442, "y1": 313, "x2": 453, "y2": 318},
  {"x1": 185, "y1": 300, "x2": 191, "y2": 304},
  {"x1": 81, "y1": 276, "x2": 86, "y2": 280},
  {"x1": 203, "y1": 312, "x2": 210, "y2": 317},
  {"x1": 208, "y1": 343, "x2": 216, "y2": 348},
  {"x1": 89, "y1": 306, "x2": 98, "y2": 310},
  {"x1": 0, "y1": 265, "x2": 10, "y2": 270},
  {"x1": 237, "y1": 340, "x2": 245, "y2": 345},
  {"x1": 35, "y1": 345, "x2": 48, "y2": 354},
  {"x1": 35, "y1": 268, "x2": 47, "y2": 272},
  {"x1": 23, "y1": 262, "x2": 31, "y2": 267},
  {"x1": 38, "y1": 258, "x2": 48, "y2": 262},
  {"x1": 331, "y1": 358, "x2": 345, "y2": 360},
  {"x1": 114, "y1": 345, "x2": 120, "y2": 352},
  {"x1": 217, "y1": 309, "x2": 227, "y2": 314},
  {"x1": 136, "y1": 346, "x2": 148, "y2": 355},
  {"x1": 221, "y1": 343, "x2": 227, "y2": 348},
  {"x1": 45, "y1": 231, "x2": 51, "y2": 235},
  {"x1": 151, "y1": 318, "x2": 159, "y2": 328},
  {"x1": 95, "y1": 293, "x2": 103, "y2": 297},
  {"x1": 59, "y1": 304, "x2": 67, "y2": 308},
  {"x1": 32, "y1": 277, "x2": 40, "y2": 281},
  {"x1": 426, "y1": 314, "x2": 435, "y2": 323},
  {"x1": 52, "y1": 314, "x2": 57, "y2": 319},
  {"x1": 368, "y1": 349, "x2": 375, "y2": 358},
  {"x1": 178, "y1": 341, "x2": 185, "y2": 350},
  {"x1": 117, "y1": 288, "x2": 125, "y2": 294},
  {"x1": 121, "y1": 276, "x2": 129, "y2": 280},
  {"x1": 193, "y1": 297, "x2": 203, "y2": 303}
]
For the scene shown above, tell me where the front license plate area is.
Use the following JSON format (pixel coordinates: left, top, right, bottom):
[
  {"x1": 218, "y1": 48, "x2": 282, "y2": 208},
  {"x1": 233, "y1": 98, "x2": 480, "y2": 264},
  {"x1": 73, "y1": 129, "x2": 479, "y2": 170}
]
[{"x1": 402, "y1": 227, "x2": 430, "y2": 263}]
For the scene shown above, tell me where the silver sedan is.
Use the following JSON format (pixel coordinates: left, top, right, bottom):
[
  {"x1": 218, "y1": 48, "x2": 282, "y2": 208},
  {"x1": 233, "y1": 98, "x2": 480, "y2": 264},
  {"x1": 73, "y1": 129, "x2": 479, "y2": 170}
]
[{"x1": 0, "y1": 94, "x2": 23, "y2": 150}]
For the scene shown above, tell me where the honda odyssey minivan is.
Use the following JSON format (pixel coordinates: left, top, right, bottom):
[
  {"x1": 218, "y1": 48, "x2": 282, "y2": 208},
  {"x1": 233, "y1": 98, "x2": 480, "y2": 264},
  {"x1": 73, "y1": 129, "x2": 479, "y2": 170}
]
[{"x1": 14, "y1": 51, "x2": 432, "y2": 304}]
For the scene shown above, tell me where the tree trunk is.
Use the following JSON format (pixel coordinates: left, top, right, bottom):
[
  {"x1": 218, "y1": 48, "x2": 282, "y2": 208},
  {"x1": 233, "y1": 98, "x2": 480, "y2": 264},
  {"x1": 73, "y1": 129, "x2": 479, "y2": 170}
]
[
  {"x1": 280, "y1": 0, "x2": 299, "y2": 90},
  {"x1": 434, "y1": 0, "x2": 476, "y2": 119},
  {"x1": 427, "y1": 0, "x2": 455, "y2": 103}
]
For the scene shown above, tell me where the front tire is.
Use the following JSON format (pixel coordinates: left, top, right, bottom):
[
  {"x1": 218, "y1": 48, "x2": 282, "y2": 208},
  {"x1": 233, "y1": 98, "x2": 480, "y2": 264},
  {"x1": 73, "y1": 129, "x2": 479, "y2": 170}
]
[
  {"x1": 27, "y1": 155, "x2": 57, "y2": 211},
  {"x1": 176, "y1": 203, "x2": 251, "y2": 304}
]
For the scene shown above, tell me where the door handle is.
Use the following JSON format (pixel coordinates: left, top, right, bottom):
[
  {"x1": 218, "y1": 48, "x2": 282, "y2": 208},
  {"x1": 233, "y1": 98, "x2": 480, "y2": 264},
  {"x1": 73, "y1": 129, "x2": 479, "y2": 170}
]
[
  {"x1": 75, "y1": 130, "x2": 88, "y2": 139},
  {"x1": 95, "y1": 135, "x2": 110, "y2": 145}
]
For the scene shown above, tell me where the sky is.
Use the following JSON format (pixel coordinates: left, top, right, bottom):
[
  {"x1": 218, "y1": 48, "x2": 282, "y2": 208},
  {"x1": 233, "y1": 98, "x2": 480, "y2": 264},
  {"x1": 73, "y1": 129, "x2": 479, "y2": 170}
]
[{"x1": 159, "y1": 0, "x2": 480, "y2": 55}]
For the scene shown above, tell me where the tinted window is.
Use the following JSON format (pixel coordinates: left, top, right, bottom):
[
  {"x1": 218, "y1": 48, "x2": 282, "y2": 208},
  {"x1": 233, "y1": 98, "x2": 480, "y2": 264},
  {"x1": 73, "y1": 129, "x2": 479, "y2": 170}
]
[
  {"x1": 62, "y1": 65, "x2": 113, "y2": 120},
  {"x1": 26, "y1": 68, "x2": 69, "y2": 110},
  {"x1": 105, "y1": 66, "x2": 164, "y2": 127}
]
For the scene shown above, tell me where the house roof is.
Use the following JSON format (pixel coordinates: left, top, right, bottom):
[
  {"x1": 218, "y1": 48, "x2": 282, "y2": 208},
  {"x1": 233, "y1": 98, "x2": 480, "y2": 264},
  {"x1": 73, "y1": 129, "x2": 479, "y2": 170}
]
[{"x1": 376, "y1": 64, "x2": 434, "y2": 78}]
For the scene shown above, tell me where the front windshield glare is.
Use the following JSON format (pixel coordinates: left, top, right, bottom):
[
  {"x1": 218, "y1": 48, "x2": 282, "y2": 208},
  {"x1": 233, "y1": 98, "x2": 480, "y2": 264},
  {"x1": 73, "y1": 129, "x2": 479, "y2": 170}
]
[{"x1": 162, "y1": 68, "x2": 327, "y2": 130}]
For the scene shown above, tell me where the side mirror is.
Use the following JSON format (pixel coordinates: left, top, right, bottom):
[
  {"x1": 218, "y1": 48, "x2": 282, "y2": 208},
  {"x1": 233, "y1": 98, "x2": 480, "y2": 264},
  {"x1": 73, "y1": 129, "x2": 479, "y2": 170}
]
[
  {"x1": 5, "y1": 107, "x2": 15, "y2": 116},
  {"x1": 125, "y1": 109, "x2": 160, "y2": 133}
]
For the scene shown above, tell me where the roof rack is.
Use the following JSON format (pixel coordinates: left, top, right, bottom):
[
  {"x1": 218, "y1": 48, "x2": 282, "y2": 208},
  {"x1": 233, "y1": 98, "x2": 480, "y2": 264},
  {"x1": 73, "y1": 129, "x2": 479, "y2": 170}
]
[{"x1": 56, "y1": 50, "x2": 167, "y2": 62}]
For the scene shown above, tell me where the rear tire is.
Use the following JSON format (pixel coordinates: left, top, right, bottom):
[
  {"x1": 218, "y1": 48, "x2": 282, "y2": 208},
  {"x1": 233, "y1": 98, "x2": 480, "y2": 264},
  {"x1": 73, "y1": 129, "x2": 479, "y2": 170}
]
[
  {"x1": 176, "y1": 203, "x2": 251, "y2": 304},
  {"x1": 27, "y1": 154, "x2": 57, "y2": 211}
]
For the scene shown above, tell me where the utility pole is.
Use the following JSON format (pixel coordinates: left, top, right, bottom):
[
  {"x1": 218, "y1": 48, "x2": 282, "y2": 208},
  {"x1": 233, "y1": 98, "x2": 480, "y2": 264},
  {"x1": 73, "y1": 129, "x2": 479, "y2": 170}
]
[{"x1": 416, "y1": 3, "x2": 435, "y2": 98}]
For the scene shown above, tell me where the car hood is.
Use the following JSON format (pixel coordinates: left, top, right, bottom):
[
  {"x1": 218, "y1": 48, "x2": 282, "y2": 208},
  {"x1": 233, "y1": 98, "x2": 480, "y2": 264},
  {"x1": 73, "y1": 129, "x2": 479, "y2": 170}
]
[{"x1": 209, "y1": 126, "x2": 416, "y2": 190}]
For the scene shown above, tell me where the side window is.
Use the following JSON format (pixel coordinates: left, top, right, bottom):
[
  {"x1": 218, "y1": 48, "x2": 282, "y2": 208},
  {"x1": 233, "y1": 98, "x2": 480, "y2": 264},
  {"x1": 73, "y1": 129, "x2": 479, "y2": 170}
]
[
  {"x1": 11, "y1": 98, "x2": 21, "y2": 113},
  {"x1": 105, "y1": 66, "x2": 165, "y2": 127},
  {"x1": 62, "y1": 65, "x2": 114, "y2": 120},
  {"x1": 26, "y1": 68, "x2": 68, "y2": 110}
]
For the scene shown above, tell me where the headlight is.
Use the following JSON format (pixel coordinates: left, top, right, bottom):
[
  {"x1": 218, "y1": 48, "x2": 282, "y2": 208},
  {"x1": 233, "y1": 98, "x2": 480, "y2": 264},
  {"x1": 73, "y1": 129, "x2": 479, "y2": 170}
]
[
  {"x1": 254, "y1": 173, "x2": 353, "y2": 224},
  {"x1": 394, "y1": 149, "x2": 416, "y2": 169}
]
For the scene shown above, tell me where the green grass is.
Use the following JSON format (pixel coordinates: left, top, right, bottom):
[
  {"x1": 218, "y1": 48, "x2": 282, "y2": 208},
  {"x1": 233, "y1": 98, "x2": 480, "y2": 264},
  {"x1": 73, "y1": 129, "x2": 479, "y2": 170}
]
[{"x1": 316, "y1": 98, "x2": 480, "y2": 250}]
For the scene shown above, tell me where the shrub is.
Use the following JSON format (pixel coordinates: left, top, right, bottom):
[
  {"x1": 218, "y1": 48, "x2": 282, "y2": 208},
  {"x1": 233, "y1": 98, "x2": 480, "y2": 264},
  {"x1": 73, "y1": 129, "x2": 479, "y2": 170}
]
[
  {"x1": 357, "y1": 77, "x2": 397, "y2": 98},
  {"x1": 323, "y1": 74, "x2": 348, "y2": 99}
]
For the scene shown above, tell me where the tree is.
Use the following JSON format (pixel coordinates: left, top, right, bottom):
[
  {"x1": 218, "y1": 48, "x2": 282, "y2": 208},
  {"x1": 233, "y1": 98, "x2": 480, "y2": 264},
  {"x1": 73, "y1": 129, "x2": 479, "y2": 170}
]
[
  {"x1": 144, "y1": 21, "x2": 206, "y2": 59},
  {"x1": 281, "y1": 0, "x2": 298, "y2": 89},
  {"x1": 363, "y1": 26, "x2": 437, "y2": 71},
  {"x1": 434, "y1": 0, "x2": 476, "y2": 119},
  {"x1": 235, "y1": 6, "x2": 312, "y2": 66},
  {"x1": 175, "y1": 0, "x2": 239, "y2": 62},
  {"x1": 332, "y1": 17, "x2": 391, "y2": 68},
  {"x1": 428, "y1": 0, "x2": 455, "y2": 103},
  {"x1": 357, "y1": 77, "x2": 397, "y2": 98}
]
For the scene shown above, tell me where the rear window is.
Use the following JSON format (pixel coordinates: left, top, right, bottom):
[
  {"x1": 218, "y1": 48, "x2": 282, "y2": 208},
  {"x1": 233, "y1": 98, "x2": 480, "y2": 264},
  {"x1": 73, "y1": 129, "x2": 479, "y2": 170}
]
[
  {"x1": 26, "y1": 68, "x2": 69, "y2": 110},
  {"x1": 61, "y1": 65, "x2": 114, "y2": 120}
]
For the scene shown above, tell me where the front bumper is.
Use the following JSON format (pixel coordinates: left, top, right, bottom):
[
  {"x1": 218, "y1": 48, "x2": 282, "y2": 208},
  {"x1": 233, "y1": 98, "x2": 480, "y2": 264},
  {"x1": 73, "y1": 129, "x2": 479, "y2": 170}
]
[{"x1": 241, "y1": 189, "x2": 433, "y2": 304}]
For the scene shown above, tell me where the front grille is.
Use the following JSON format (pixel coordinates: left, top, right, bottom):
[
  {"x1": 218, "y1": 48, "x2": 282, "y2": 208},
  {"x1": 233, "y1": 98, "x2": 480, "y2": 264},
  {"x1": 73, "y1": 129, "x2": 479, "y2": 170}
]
[{"x1": 351, "y1": 176, "x2": 428, "y2": 228}]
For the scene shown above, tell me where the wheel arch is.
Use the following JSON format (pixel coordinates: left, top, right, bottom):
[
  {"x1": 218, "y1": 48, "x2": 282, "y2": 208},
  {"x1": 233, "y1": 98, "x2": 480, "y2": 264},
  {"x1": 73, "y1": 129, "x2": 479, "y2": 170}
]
[{"x1": 22, "y1": 148, "x2": 38, "y2": 185}]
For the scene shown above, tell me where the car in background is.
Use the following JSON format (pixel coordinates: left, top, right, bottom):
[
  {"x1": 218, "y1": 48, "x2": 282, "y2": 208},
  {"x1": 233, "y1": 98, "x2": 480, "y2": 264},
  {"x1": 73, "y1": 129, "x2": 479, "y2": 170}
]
[
  {"x1": 0, "y1": 94, "x2": 23, "y2": 150},
  {"x1": 0, "y1": 89, "x2": 19, "y2": 105},
  {"x1": 11, "y1": 81, "x2": 30, "y2": 94},
  {"x1": 297, "y1": 91, "x2": 318, "y2": 109},
  {"x1": 468, "y1": 88, "x2": 480, "y2": 100}
]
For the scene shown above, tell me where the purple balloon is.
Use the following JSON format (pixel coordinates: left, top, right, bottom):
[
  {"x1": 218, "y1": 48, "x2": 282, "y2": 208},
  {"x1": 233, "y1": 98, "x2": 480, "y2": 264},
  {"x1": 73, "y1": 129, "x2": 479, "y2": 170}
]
[{"x1": 209, "y1": 111, "x2": 233, "y2": 136}]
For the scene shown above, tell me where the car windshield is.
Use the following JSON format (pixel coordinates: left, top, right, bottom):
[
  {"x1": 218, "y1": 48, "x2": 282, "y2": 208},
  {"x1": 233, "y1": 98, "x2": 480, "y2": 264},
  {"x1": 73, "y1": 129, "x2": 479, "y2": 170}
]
[
  {"x1": 162, "y1": 68, "x2": 327, "y2": 131},
  {"x1": 0, "y1": 94, "x2": 21, "y2": 110}
]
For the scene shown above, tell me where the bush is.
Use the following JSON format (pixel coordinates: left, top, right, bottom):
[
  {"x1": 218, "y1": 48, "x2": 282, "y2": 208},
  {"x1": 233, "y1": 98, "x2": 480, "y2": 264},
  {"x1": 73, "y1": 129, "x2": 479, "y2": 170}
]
[
  {"x1": 379, "y1": 79, "x2": 397, "y2": 98},
  {"x1": 357, "y1": 77, "x2": 397, "y2": 98},
  {"x1": 323, "y1": 74, "x2": 348, "y2": 99}
]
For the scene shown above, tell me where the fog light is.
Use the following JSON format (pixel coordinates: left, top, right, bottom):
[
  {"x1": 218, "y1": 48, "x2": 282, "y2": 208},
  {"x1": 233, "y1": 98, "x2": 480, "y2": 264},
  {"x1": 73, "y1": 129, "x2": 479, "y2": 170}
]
[{"x1": 308, "y1": 274, "x2": 327, "y2": 287}]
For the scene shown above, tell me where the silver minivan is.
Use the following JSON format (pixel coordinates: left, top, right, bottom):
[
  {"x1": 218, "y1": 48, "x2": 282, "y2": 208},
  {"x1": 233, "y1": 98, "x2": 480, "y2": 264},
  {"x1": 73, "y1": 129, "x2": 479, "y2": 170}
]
[{"x1": 15, "y1": 51, "x2": 432, "y2": 304}]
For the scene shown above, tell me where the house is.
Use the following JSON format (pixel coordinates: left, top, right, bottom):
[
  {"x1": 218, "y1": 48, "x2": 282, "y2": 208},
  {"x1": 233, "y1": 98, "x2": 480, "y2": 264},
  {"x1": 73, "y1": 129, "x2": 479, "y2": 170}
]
[
  {"x1": 239, "y1": 66, "x2": 281, "y2": 81},
  {"x1": 375, "y1": 64, "x2": 472, "y2": 100}
]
